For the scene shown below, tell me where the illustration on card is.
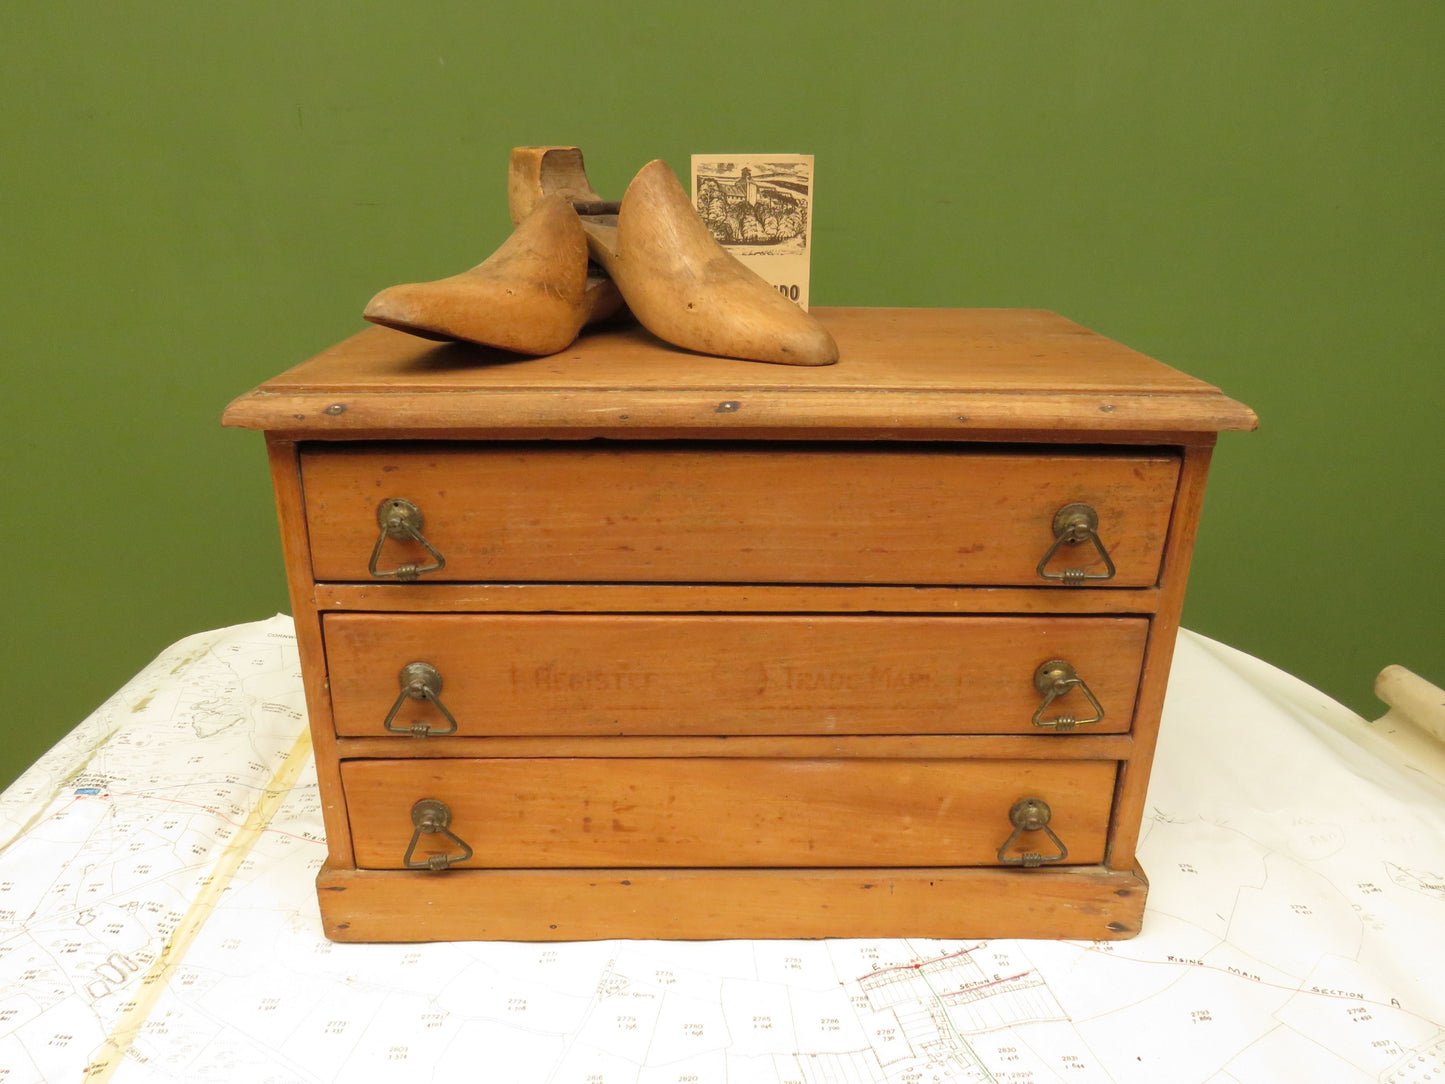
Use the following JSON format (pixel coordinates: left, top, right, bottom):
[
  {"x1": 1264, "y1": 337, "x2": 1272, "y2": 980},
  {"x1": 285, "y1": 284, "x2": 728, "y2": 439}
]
[
  {"x1": 695, "y1": 161, "x2": 810, "y2": 250},
  {"x1": 692, "y1": 154, "x2": 815, "y2": 309}
]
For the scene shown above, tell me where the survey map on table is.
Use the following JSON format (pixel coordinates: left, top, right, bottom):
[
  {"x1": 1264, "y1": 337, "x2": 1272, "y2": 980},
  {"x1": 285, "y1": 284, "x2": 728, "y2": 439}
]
[{"x1": 1, "y1": 617, "x2": 1441, "y2": 1083}]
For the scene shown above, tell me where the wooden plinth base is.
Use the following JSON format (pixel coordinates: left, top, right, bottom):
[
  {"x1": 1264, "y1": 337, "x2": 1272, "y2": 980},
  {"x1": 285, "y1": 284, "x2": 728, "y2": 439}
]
[{"x1": 316, "y1": 862, "x2": 1149, "y2": 942}]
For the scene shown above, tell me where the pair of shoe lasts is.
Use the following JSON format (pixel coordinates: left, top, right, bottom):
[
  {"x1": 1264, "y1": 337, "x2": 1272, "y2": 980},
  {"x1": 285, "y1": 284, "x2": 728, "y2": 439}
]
[{"x1": 362, "y1": 160, "x2": 839, "y2": 366}]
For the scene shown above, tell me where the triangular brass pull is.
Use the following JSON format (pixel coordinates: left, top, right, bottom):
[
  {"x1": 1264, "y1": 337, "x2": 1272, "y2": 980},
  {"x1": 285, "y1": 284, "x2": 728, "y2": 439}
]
[
  {"x1": 403, "y1": 799, "x2": 473, "y2": 870},
  {"x1": 1031, "y1": 659, "x2": 1105, "y2": 730},
  {"x1": 383, "y1": 662, "x2": 459, "y2": 737},
  {"x1": 997, "y1": 797, "x2": 1069, "y2": 867},
  {"x1": 1036, "y1": 502, "x2": 1117, "y2": 583},
  {"x1": 368, "y1": 498, "x2": 445, "y2": 581}
]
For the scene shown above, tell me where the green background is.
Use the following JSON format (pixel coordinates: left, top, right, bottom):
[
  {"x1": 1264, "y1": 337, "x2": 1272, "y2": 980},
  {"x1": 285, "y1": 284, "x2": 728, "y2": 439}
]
[{"x1": 3, "y1": 2, "x2": 1441, "y2": 790}]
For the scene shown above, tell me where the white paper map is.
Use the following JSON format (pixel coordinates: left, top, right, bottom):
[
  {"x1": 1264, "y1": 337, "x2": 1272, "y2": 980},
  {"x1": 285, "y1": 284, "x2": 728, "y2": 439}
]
[{"x1": 1, "y1": 616, "x2": 1442, "y2": 1083}]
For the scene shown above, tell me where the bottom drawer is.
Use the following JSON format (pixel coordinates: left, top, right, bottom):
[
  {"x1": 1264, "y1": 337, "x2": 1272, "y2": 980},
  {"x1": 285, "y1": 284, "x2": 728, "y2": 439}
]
[{"x1": 342, "y1": 758, "x2": 1116, "y2": 870}]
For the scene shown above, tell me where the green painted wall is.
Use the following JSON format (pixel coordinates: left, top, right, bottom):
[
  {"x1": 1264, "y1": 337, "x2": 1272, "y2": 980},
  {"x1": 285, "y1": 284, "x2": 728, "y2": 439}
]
[{"x1": 4, "y1": 2, "x2": 1441, "y2": 789}]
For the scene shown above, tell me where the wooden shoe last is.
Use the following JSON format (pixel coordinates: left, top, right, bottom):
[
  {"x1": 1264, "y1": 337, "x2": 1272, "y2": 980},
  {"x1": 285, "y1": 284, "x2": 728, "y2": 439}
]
[
  {"x1": 510, "y1": 149, "x2": 840, "y2": 366},
  {"x1": 363, "y1": 195, "x2": 617, "y2": 356}
]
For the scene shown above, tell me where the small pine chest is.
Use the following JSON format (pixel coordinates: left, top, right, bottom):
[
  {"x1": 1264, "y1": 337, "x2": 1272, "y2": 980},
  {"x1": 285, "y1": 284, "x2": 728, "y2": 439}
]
[{"x1": 223, "y1": 307, "x2": 1254, "y2": 942}]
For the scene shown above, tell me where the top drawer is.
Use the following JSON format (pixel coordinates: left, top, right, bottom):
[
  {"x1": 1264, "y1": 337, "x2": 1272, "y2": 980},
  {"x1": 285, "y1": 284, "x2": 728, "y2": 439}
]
[{"x1": 299, "y1": 442, "x2": 1179, "y2": 586}]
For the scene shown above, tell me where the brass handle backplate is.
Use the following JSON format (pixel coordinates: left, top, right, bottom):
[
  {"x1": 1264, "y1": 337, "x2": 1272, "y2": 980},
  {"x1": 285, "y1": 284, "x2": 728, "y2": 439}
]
[
  {"x1": 1031, "y1": 659, "x2": 1105, "y2": 731},
  {"x1": 997, "y1": 797, "x2": 1068, "y2": 867},
  {"x1": 403, "y1": 798, "x2": 473, "y2": 870},
  {"x1": 369, "y1": 497, "x2": 446, "y2": 581},
  {"x1": 383, "y1": 662, "x2": 460, "y2": 737},
  {"x1": 1036, "y1": 502, "x2": 1116, "y2": 584}
]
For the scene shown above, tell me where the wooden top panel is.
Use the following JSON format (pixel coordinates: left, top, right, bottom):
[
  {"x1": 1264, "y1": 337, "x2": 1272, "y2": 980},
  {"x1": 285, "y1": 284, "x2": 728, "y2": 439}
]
[{"x1": 222, "y1": 308, "x2": 1256, "y2": 437}]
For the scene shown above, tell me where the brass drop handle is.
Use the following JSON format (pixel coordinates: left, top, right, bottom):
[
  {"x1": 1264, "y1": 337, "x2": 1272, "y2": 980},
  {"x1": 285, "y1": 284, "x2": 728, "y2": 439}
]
[
  {"x1": 369, "y1": 497, "x2": 447, "y2": 581},
  {"x1": 383, "y1": 662, "x2": 460, "y2": 737},
  {"x1": 1036, "y1": 502, "x2": 1116, "y2": 583},
  {"x1": 997, "y1": 797, "x2": 1068, "y2": 867},
  {"x1": 1031, "y1": 659, "x2": 1105, "y2": 731},
  {"x1": 403, "y1": 799, "x2": 473, "y2": 870}
]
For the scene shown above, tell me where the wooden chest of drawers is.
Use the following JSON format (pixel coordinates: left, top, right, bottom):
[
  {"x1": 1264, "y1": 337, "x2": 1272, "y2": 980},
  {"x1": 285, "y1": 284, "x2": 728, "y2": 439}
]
[{"x1": 224, "y1": 307, "x2": 1254, "y2": 942}]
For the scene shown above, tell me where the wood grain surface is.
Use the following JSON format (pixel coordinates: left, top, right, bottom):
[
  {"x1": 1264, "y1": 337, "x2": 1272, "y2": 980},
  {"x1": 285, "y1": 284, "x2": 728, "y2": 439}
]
[
  {"x1": 317, "y1": 862, "x2": 1149, "y2": 941},
  {"x1": 324, "y1": 612, "x2": 1148, "y2": 737},
  {"x1": 300, "y1": 443, "x2": 1180, "y2": 586},
  {"x1": 222, "y1": 309, "x2": 1257, "y2": 437},
  {"x1": 311, "y1": 581, "x2": 1162, "y2": 614},
  {"x1": 342, "y1": 756, "x2": 1116, "y2": 870},
  {"x1": 331, "y1": 733, "x2": 1135, "y2": 762}
]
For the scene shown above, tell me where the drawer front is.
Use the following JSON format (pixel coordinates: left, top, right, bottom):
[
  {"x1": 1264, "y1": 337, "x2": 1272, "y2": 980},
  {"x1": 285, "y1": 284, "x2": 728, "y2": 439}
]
[
  {"x1": 343, "y1": 757, "x2": 1115, "y2": 869},
  {"x1": 301, "y1": 443, "x2": 1179, "y2": 586},
  {"x1": 326, "y1": 613, "x2": 1148, "y2": 737}
]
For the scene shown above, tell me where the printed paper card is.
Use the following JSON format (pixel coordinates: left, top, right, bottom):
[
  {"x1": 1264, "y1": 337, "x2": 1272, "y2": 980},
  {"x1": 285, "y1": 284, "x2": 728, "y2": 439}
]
[{"x1": 691, "y1": 154, "x2": 814, "y2": 310}]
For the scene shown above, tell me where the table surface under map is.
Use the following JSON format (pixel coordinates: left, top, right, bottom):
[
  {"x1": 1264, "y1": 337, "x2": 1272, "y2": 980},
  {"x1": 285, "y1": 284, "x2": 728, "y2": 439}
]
[{"x1": 1, "y1": 616, "x2": 1442, "y2": 1084}]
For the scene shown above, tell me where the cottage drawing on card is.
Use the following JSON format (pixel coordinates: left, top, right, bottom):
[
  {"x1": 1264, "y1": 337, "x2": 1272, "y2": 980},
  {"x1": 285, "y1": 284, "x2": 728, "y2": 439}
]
[{"x1": 692, "y1": 154, "x2": 814, "y2": 309}]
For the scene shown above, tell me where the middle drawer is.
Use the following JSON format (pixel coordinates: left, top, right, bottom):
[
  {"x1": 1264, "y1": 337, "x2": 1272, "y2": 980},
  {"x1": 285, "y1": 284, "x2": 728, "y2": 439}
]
[{"x1": 325, "y1": 613, "x2": 1148, "y2": 737}]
